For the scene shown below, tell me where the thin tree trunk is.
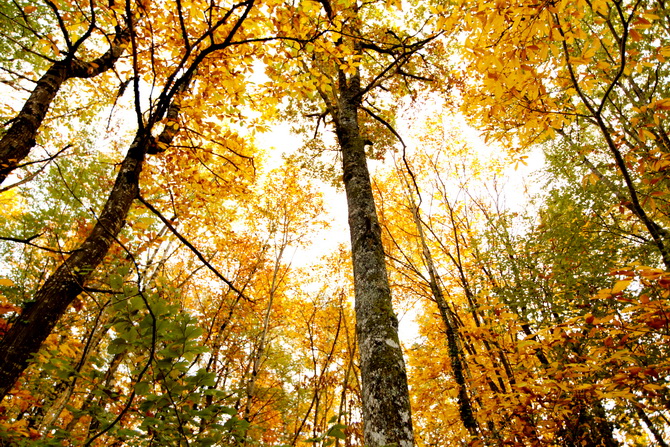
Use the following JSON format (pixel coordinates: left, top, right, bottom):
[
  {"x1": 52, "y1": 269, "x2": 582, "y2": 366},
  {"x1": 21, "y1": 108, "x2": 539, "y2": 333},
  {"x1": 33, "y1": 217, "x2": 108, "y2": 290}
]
[
  {"x1": 65, "y1": 350, "x2": 125, "y2": 434},
  {"x1": 0, "y1": 28, "x2": 129, "y2": 184},
  {"x1": 242, "y1": 244, "x2": 284, "y2": 426},
  {"x1": 634, "y1": 405, "x2": 669, "y2": 447},
  {"x1": 36, "y1": 303, "x2": 112, "y2": 431},
  {"x1": 403, "y1": 183, "x2": 479, "y2": 437},
  {"x1": 335, "y1": 73, "x2": 414, "y2": 446}
]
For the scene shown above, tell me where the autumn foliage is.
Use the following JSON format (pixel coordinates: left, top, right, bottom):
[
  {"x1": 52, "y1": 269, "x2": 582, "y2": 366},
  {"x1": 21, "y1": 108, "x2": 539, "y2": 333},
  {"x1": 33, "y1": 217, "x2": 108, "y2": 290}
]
[{"x1": 0, "y1": 0, "x2": 669, "y2": 445}]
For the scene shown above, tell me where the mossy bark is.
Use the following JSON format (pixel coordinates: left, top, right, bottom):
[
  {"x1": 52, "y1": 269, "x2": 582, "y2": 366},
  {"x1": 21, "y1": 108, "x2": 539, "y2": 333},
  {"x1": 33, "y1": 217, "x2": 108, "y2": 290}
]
[{"x1": 335, "y1": 73, "x2": 414, "y2": 447}]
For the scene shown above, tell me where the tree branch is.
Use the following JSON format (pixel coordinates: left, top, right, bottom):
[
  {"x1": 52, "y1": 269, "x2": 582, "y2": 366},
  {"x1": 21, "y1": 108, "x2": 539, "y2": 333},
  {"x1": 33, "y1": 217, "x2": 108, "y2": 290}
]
[
  {"x1": 0, "y1": 234, "x2": 73, "y2": 254},
  {"x1": 137, "y1": 195, "x2": 252, "y2": 302}
]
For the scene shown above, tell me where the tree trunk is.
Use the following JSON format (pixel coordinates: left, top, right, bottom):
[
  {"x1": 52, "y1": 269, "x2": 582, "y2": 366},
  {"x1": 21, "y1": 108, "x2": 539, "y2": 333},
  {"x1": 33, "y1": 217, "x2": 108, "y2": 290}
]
[
  {"x1": 0, "y1": 133, "x2": 146, "y2": 400},
  {"x1": 405, "y1": 187, "x2": 479, "y2": 437},
  {"x1": 634, "y1": 405, "x2": 669, "y2": 447},
  {"x1": 335, "y1": 76, "x2": 414, "y2": 447},
  {"x1": 0, "y1": 28, "x2": 129, "y2": 185}
]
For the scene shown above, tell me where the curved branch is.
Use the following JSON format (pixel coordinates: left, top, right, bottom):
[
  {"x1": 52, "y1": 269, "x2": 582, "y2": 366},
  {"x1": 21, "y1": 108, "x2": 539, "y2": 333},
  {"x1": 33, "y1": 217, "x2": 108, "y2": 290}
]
[{"x1": 553, "y1": 8, "x2": 670, "y2": 269}]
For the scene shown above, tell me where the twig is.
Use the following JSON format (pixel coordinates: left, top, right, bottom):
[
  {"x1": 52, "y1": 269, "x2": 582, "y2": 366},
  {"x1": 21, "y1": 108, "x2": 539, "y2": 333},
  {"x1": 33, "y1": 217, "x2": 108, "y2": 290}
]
[{"x1": 0, "y1": 235, "x2": 72, "y2": 254}]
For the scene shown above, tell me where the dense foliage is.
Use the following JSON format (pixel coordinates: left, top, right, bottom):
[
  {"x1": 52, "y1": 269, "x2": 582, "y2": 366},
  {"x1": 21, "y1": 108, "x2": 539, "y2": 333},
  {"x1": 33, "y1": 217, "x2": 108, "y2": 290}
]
[{"x1": 0, "y1": 0, "x2": 669, "y2": 445}]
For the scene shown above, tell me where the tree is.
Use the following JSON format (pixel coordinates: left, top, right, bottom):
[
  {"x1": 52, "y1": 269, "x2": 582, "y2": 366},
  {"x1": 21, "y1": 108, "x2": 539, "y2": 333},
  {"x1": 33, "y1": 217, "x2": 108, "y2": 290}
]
[
  {"x1": 262, "y1": 1, "x2": 450, "y2": 443},
  {"x1": 0, "y1": 0, "x2": 129, "y2": 185},
  {"x1": 452, "y1": 0, "x2": 670, "y2": 270},
  {"x1": 0, "y1": 0, "x2": 260, "y2": 401}
]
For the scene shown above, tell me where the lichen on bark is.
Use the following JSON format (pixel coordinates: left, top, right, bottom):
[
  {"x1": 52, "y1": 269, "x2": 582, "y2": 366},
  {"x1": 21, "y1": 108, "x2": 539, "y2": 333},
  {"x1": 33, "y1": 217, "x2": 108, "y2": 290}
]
[{"x1": 334, "y1": 68, "x2": 415, "y2": 446}]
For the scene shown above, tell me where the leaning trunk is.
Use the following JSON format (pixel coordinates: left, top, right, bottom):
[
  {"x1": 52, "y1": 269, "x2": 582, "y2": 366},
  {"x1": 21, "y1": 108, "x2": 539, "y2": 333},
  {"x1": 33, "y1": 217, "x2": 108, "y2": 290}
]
[
  {"x1": 335, "y1": 78, "x2": 414, "y2": 446},
  {"x1": 0, "y1": 29, "x2": 129, "y2": 185},
  {"x1": 404, "y1": 185, "x2": 479, "y2": 437},
  {"x1": 0, "y1": 133, "x2": 146, "y2": 400}
]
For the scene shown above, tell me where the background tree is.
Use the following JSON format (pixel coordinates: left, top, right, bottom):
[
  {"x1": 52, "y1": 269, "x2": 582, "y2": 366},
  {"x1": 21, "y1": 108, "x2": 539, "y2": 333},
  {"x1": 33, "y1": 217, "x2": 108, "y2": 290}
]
[
  {"x1": 449, "y1": 0, "x2": 670, "y2": 269},
  {"x1": 0, "y1": 0, "x2": 129, "y2": 185}
]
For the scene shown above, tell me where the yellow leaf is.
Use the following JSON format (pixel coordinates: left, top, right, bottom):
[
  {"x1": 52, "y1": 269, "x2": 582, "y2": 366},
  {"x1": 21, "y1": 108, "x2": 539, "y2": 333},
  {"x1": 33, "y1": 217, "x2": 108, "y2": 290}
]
[
  {"x1": 643, "y1": 13, "x2": 660, "y2": 21},
  {"x1": 60, "y1": 343, "x2": 77, "y2": 357},
  {"x1": 385, "y1": 0, "x2": 402, "y2": 10},
  {"x1": 582, "y1": 172, "x2": 598, "y2": 186},
  {"x1": 612, "y1": 279, "x2": 631, "y2": 294},
  {"x1": 582, "y1": 38, "x2": 600, "y2": 59},
  {"x1": 638, "y1": 128, "x2": 656, "y2": 142},
  {"x1": 0, "y1": 278, "x2": 15, "y2": 287}
]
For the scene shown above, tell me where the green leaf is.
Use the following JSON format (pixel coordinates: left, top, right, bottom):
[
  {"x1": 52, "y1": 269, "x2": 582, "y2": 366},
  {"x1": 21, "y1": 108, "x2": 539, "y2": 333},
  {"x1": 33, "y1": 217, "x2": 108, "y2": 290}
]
[
  {"x1": 116, "y1": 428, "x2": 139, "y2": 438},
  {"x1": 108, "y1": 338, "x2": 127, "y2": 354},
  {"x1": 128, "y1": 295, "x2": 145, "y2": 312},
  {"x1": 326, "y1": 424, "x2": 347, "y2": 440},
  {"x1": 109, "y1": 273, "x2": 123, "y2": 290},
  {"x1": 134, "y1": 381, "x2": 150, "y2": 396}
]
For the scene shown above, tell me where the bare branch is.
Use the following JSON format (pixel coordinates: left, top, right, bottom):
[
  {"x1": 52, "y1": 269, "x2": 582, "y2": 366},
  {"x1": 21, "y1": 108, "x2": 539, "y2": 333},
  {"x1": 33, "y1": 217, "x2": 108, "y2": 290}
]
[{"x1": 137, "y1": 195, "x2": 252, "y2": 302}]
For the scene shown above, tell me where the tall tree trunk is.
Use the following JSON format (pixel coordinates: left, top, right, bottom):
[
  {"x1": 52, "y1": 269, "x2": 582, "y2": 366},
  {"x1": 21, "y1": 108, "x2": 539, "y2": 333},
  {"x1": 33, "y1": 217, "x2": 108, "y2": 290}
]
[
  {"x1": 0, "y1": 28, "x2": 129, "y2": 185},
  {"x1": 0, "y1": 132, "x2": 146, "y2": 400},
  {"x1": 404, "y1": 184, "x2": 479, "y2": 437},
  {"x1": 334, "y1": 73, "x2": 414, "y2": 447},
  {"x1": 0, "y1": 39, "x2": 197, "y2": 397}
]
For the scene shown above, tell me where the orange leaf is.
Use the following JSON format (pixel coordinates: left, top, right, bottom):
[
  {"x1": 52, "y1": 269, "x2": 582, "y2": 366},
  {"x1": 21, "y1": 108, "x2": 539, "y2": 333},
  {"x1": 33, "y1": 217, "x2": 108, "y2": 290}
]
[
  {"x1": 0, "y1": 304, "x2": 20, "y2": 315},
  {"x1": 646, "y1": 317, "x2": 667, "y2": 329}
]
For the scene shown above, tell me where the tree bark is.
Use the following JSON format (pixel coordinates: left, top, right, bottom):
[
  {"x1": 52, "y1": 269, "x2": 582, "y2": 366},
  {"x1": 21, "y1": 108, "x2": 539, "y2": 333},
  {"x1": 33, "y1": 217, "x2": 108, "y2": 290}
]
[
  {"x1": 404, "y1": 187, "x2": 479, "y2": 437},
  {"x1": 0, "y1": 133, "x2": 146, "y2": 400},
  {"x1": 634, "y1": 405, "x2": 669, "y2": 447},
  {"x1": 0, "y1": 28, "x2": 129, "y2": 185},
  {"x1": 335, "y1": 76, "x2": 414, "y2": 447}
]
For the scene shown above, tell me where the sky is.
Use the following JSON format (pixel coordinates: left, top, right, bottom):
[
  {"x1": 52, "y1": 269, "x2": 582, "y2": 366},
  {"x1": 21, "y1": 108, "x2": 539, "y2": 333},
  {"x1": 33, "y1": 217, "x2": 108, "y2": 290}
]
[{"x1": 253, "y1": 106, "x2": 547, "y2": 346}]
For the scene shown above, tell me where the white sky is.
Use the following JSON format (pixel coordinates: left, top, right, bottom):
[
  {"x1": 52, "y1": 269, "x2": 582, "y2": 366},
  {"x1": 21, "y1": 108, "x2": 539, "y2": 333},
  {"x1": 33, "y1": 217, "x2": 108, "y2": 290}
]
[{"x1": 254, "y1": 110, "x2": 546, "y2": 347}]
